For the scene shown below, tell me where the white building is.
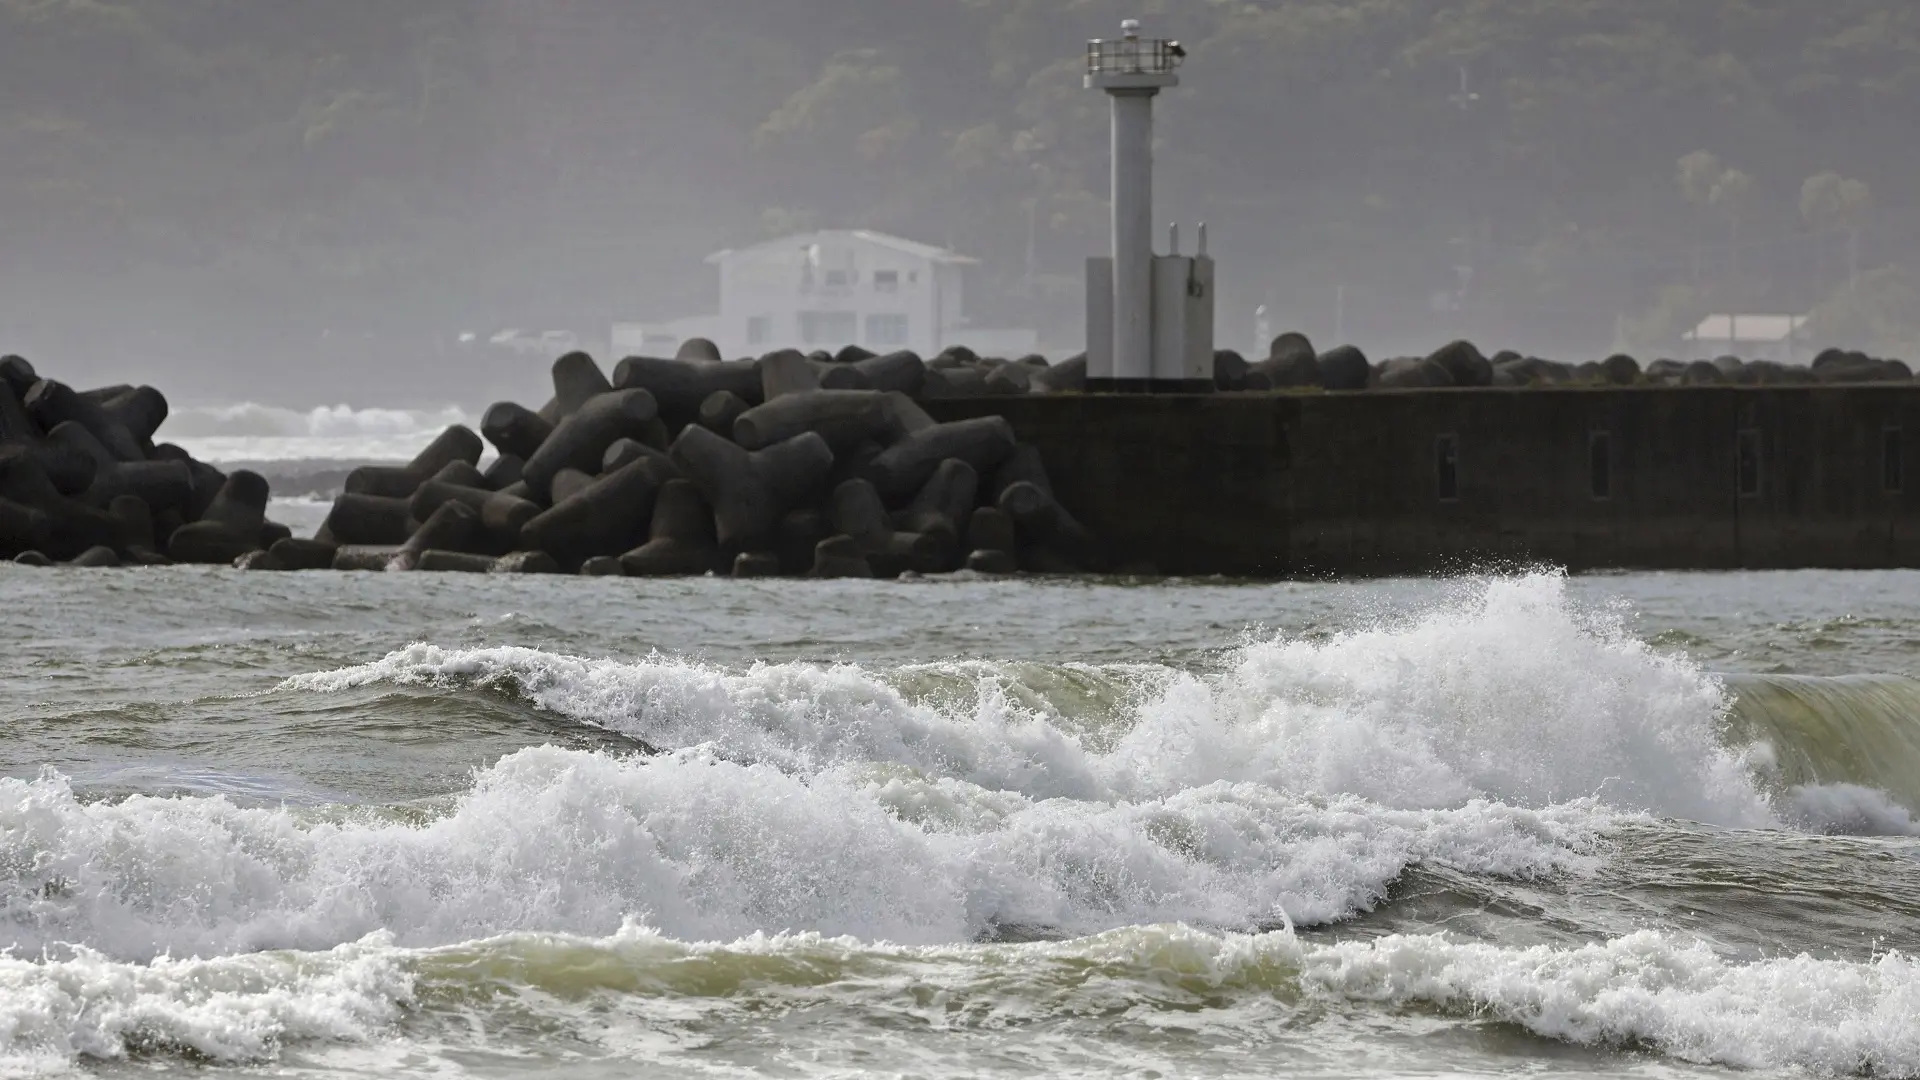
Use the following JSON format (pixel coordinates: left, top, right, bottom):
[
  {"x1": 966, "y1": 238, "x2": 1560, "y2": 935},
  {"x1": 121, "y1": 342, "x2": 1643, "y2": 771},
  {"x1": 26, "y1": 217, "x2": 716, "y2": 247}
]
[
  {"x1": 614, "y1": 229, "x2": 1037, "y2": 360},
  {"x1": 1683, "y1": 314, "x2": 1811, "y2": 365}
]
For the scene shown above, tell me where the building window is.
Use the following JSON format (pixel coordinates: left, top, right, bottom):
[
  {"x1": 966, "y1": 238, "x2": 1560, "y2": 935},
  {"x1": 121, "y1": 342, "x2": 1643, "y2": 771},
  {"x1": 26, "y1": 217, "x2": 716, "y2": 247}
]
[
  {"x1": 1738, "y1": 429, "x2": 1762, "y2": 498},
  {"x1": 799, "y1": 311, "x2": 858, "y2": 346},
  {"x1": 824, "y1": 269, "x2": 850, "y2": 289},
  {"x1": 1589, "y1": 432, "x2": 1612, "y2": 500},
  {"x1": 874, "y1": 270, "x2": 900, "y2": 293},
  {"x1": 1436, "y1": 434, "x2": 1459, "y2": 502},
  {"x1": 747, "y1": 315, "x2": 773, "y2": 347},
  {"x1": 865, "y1": 314, "x2": 910, "y2": 348},
  {"x1": 1886, "y1": 428, "x2": 1904, "y2": 493}
]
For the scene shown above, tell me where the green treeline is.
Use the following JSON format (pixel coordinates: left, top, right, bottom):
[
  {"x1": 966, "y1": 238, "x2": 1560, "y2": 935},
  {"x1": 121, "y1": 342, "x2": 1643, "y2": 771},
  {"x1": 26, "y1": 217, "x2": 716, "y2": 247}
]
[{"x1": 2, "y1": 0, "x2": 1916, "y2": 366}]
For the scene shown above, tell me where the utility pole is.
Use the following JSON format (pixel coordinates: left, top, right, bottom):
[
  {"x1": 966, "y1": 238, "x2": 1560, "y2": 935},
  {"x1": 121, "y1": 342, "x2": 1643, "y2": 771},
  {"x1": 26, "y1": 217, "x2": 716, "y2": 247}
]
[{"x1": 1449, "y1": 66, "x2": 1484, "y2": 333}]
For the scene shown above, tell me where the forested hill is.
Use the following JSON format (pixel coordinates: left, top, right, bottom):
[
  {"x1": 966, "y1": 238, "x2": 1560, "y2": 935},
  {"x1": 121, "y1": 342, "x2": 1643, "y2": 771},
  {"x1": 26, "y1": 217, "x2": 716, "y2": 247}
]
[{"x1": 2, "y1": 0, "x2": 1917, "y2": 403}]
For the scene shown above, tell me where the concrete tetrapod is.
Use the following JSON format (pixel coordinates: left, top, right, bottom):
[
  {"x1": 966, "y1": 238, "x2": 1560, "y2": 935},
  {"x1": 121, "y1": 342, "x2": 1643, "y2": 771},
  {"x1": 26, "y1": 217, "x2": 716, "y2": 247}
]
[
  {"x1": 22, "y1": 380, "x2": 144, "y2": 462},
  {"x1": 990, "y1": 444, "x2": 1053, "y2": 501},
  {"x1": 344, "y1": 465, "x2": 422, "y2": 499},
  {"x1": 611, "y1": 357, "x2": 763, "y2": 421},
  {"x1": 0, "y1": 445, "x2": 130, "y2": 558},
  {"x1": 94, "y1": 386, "x2": 168, "y2": 444},
  {"x1": 966, "y1": 506, "x2": 1017, "y2": 556},
  {"x1": 759, "y1": 350, "x2": 820, "y2": 400},
  {"x1": 621, "y1": 479, "x2": 719, "y2": 577},
  {"x1": 817, "y1": 363, "x2": 869, "y2": 391},
  {"x1": 1317, "y1": 346, "x2": 1371, "y2": 392},
  {"x1": 732, "y1": 391, "x2": 915, "y2": 455},
  {"x1": 482, "y1": 403, "x2": 555, "y2": 461},
  {"x1": 0, "y1": 379, "x2": 40, "y2": 443},
  {"x1": 824, "y1": 478, "x2": 942, "y2": 575},
  {"x1": 48, "y1": 421, "x2": 192, "y2": 514},
  {"x1": 548, "y1": 468, "x2": 596, "y2": 507},
  {"x1": 318, "y1": 494, "x2": 414, "y2": 547},
  {"x1": 984, "y1": 363, "x2": 1032, "y2": 396},
  {"x1": 0, "y1": 497, "x2": 51, "y2": 557},
  {"x1": 346, "y1": 425, "x2": 485, "y2": 499},
  {"x1": 677, "y1": 338, "x2": 723, "y2": 363},
  {"x1": 1032, "y1": 355, "x2": 1087, "y2": 393},
  {"x1": 428, "y1": 460, "x2": 489, "y2": 491},
  {"x1": 520, "y1": 460, "x2": 668, "y2": 570},
  {"x1": 966, "y1": 550, "x2": 1019, "y2": 574},
  {"x1": 491, "y1": 551, "x2": 561, "y2": 574},
  {"x1": 810, "y1": 535, "x2": 872, "y2": 579},
  {"x1": 68, "y1": 545, "x2": 121, "y2": 568},
  {"x1": 0, "y1": 355, "x2": 37, "y2": 399},
  {"x1": 669, "y1": 426, "x2": 835, "y2": 549},
  {"x1": 269, "y1": 537, "x2": 338, "y2": 571},
  {"x1": 864, "y1": 417, "x2": 1016, "y2": 500},
  {"x1": 852, "y1": 351, "x2": 927, "y2": 396},
  {"x1": 408, "y1": 481, "x2": 541, "y2": 554},
  {"x1": 776, "y1": 508, "x2": 832, "y2": 576},
  {"x1": 332, "y1": 546, "x2": 403, "y2": 572},
  {"x1": 999, "y1": 480, "x2": 1102, "y2": 571},
  {"x1": 545, "y1": 352, "x2": 615, "y2": 422},
  {"x1": 521, "y1": 389, "x2": 660, "y2": 501},
  {"x1": 733, "y1": 552, "x2": 783, "y2": 578},
  {"x1": 417, "y1": 550, "x2": 502, "y2": 574},
  {"x1": 169, "y1": 471, "x2": 271, "y2": 564},
  {"x1": 388, "y1": 501, "x2": 485, "y2": 570},
  {"x1": 828, "y1": 478, "x2": 892, "y2": 550},
  {"x1": 699, "y1": 391, "x2": 750, "y2": 434},
  {"x1": 483, "y1": 454, "x2": 525, "y2": 491},
  {"x1": 20, "y1": 441, "x2": 98, "y2": 499},
  {"x1": 408, "y1": 426, "x2": 486, "y2": 479},
  {"x1": 902, "y1": 459, "x2": 978, "y2": 539},
  {"x1": 602, "y1": 438, "x2": 679, "y2": 478},
  {"x1": 107, "y1": 494, "x2": 167, "y2": 563}
]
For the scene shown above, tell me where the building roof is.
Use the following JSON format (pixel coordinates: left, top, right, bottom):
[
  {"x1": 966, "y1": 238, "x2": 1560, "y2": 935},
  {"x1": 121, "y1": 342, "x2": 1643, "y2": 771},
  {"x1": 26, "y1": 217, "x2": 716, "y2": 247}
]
[
  {"x1": 705, "y1": 229, "x2": 978, "y2": 266},
  {"x1": 1683, "y1": 314, "x2": 1809, "y2": 343}
]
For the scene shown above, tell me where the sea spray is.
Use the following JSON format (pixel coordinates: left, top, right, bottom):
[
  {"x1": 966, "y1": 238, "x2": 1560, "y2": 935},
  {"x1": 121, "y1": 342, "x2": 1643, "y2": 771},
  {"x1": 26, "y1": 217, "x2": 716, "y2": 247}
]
[
  {"x1": 162, "y1": 403, "x2": 474, "y2": 465},
  {"x1": 6, "y1": 922, "x2": 1919, "y2": 1076},
  {"x1": 289, "y1": 573, "x2": 1775, "y2": 824},
  {"x1": 0, "y1": 750, "x2": 1606, "y2": 959}
]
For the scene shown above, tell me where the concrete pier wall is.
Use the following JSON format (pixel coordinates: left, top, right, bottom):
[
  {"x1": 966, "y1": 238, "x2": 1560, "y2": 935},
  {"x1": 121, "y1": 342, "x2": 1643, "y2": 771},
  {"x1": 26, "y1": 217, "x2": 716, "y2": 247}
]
[{"x1": 927, "y1": 386, "x2": 1920, "y2": 577}]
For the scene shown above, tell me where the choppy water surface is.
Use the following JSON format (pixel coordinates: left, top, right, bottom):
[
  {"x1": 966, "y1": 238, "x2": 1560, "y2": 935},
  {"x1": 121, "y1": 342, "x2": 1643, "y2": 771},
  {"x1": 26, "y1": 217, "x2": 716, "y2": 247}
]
[{"x1": 2, "y1": 567, "x2": 1919, "y2": 1078}]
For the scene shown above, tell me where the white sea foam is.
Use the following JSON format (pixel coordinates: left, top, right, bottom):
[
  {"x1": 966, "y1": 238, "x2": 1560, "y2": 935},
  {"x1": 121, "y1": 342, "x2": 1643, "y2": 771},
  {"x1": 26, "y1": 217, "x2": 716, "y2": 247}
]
[
  {"x1": 7, "y1": 922, "x2": 1916, "y2": 1077},
  {"x1": 1786, "y1": 783, "x2": 1920, "y2": 836},
  {"x1": 0, "y1": 749, "x2": 1605, "y2": 960},
  {"x1": 9, "y1": 572, "x2": 1912, "y2": 1075},
  {"x1": 1301, "y1": 930, "x2": 1920, "y2": 1075},
  {"x1": 288, "y1": 573, "x2": 1772, "y2": 825},
  {"x1": 0, "y1": 936, "x2": 409, "y2": 1072},
  {"x1": 159, "y1": 402, "x2": 474, "y2": 464}
]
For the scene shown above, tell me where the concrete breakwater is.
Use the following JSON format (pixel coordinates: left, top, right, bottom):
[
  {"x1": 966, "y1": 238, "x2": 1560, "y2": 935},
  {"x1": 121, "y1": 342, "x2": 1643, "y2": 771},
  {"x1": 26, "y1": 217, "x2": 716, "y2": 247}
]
[
  {"x1": 0, "y1": 355, "x2": 293, "y2": 568},
  {"x1": 7, "y1": 336, "x2": 1920, "y2": 577},
  {"x1": 255, "y1": 344, "x2": 1104, "y2": 578},
  {"x1": 931, "y1": 383, "x2": 1920, "y2": 576}
]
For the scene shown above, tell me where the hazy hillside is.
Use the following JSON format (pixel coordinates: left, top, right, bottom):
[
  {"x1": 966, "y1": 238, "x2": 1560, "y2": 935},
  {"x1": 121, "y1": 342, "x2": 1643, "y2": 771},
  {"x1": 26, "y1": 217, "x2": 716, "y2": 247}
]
[{"x1": 2, "y1": 0, "x2": 1916, "y2": 405}]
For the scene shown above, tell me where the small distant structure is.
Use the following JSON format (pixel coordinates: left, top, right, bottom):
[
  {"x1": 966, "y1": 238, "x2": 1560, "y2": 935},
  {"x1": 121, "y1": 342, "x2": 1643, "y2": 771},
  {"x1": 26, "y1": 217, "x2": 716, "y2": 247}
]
[
  {"x1": 1083, "y1": 17, "x2": 1215, "y2": 392},
  {"x1": 617, "y1": 229, "x2": 1037, "y2": 360},
  {"x1": 1683, "y1": 314, "x2": 1811, "y2": 365}
]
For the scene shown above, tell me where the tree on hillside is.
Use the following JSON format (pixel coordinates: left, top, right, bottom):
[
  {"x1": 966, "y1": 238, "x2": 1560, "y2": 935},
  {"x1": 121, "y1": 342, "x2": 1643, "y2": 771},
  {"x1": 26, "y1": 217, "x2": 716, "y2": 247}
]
[
  {"x1": 1801, "y1": 172, "x2": 1872, "y2": 296},
  {"x1": 1677, "y1": 151, "x2": 1722, "y2": 286}
]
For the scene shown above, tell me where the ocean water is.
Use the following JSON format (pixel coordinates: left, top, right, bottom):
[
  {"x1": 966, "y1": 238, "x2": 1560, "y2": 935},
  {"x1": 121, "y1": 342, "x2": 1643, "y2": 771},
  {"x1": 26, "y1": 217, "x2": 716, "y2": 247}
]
[
  {"x1": 160, "y1": 403, "x2": 475, "y2": 466},
  {"x1": 1, "y1": 567, "x2": 1918, "y2": 1078}
]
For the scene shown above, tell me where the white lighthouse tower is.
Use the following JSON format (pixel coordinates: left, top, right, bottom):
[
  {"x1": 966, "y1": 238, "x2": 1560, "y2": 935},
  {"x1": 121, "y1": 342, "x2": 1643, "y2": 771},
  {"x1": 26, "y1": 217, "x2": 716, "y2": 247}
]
[{"x1": 1084, "y1": 19, "x2": 1214, "y2": 393}]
